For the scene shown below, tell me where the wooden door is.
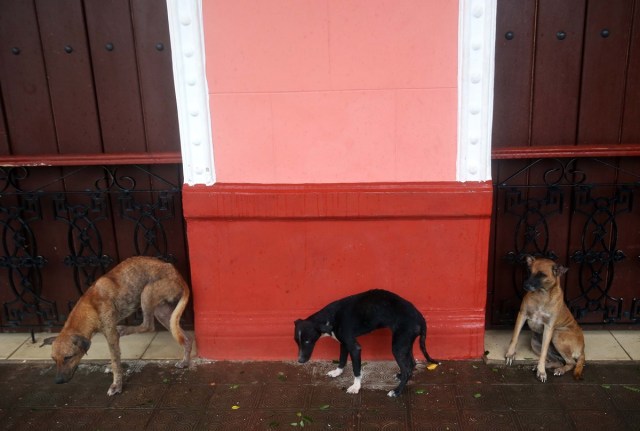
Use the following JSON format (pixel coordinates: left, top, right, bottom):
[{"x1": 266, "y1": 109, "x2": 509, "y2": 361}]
[
  {"x1": 0, "y1": 0, "x2": 191, "y2": 331},
  {"x1": 489, "y1": 0, "x2": 640, "y2": 327}
]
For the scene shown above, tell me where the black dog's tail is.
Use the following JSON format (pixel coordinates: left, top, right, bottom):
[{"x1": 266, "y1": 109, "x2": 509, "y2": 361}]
[{"x1": 419, "y1": 319, "x2": 440, "y2": 365}]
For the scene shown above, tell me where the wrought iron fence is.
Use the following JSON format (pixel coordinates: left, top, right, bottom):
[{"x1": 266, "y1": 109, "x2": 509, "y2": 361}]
[
  {"x1": 492, "y1": 157, "x2": 640, "y2": 326},
  {"x1": 0, "y1": 165, "x2": 191, "y2": 331}
]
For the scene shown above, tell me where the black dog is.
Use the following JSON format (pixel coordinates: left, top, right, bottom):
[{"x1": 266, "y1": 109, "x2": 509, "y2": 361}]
[{"x1": 294, "y1": 289, "x2": 439, "y2": 397}]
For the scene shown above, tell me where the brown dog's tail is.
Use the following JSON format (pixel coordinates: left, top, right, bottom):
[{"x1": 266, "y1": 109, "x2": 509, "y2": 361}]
[
  {"x1": 170, "y1": 280, "x2": 190, "y2": 347},
  {"x1": 573, "y1": 350, "x2": 585, "y2": 380}
]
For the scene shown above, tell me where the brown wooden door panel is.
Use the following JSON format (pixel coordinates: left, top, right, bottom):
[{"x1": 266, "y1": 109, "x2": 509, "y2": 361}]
[
  {"x1": 492, "y1": 0, "x2": 536, "y2": 149},
  {"x1": 577, "y1": 0, "x2": 634, "y2": 144},
  {"x1": 84, "y1": 0, "x2": 147, "y2": 153},
  {"x1": 131, "y1": 0, "x2": 181, "y2": 153},
  {"x1": 0, "y1": 1, "x2": 57, "y2": 154},
  {"x1": 0, "y1": 101, "x2": 9, "y2": 155},
  {"x1": 36, "y1": 0, "x2": 103, "y2": 154},
  {"x1": 531, "y1": 0, "x2": 586, "y2": 147},
  {"x1": 622, "y1": 3, "x2": 640, "y2": 142}
]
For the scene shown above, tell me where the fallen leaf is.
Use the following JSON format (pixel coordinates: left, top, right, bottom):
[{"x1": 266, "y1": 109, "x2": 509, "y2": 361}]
[
  {"x1": 319, "y1": 404, "x2": 330, "y2": 410},
  {"x1": 426, "y1": 363, "x2": 438, "y2": 371},
  {"x1": 231, "y1": 405, "x2": 240, "y2": 410},
  {"x1": 415, "y1": 389, "x2": 427, "y2": 394},
  {"x1": 473, "y1": 393, "x2": 482, "y2": 398}
]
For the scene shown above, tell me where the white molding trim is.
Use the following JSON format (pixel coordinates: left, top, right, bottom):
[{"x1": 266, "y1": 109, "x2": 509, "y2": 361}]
[
  {"x1": 457, "y1": 0, "x2": 496, "y2": 182},
  {"x1": 166, "y1": 0, "x2": 216, "y2": 185}
]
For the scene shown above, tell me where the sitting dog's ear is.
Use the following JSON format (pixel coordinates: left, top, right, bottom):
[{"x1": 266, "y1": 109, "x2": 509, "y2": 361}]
[
  {"x1": 553, "y1": 264, "x2": 568, "y2": 277},
  {"x1": 40, "y1": 336, "x2": 57, "y2": 347},
  {"x1": 71, "y1": 335, "x2": 91, "y2": 355}
]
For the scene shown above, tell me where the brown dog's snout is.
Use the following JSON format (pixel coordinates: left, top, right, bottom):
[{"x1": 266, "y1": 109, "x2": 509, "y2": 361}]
[
  {"x1": 523, "y1": 278, "x2": 538, "y2": 292},
  {"x1": 53, "y1": 363, "x2": 77, "y2": 384}
]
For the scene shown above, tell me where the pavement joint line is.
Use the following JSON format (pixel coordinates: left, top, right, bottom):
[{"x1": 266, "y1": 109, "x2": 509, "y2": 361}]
[
  {"x1": 609, "y1": 330, "x2": 634, "y2": 361},
  {"x1": 139, "y1": 331, "x2": 158, "y2": 360},
  {"x1": 5, "y1": 335, "x2": 30, "y2": 361}
]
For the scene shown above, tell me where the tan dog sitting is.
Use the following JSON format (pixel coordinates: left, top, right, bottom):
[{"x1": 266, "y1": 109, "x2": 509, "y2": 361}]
[
  {"x1": 505, "y1": 256, "x2": 585, "y2": 382},
  {"x1": 42, "y1": 256, "x2": 192, "y2": 395}
]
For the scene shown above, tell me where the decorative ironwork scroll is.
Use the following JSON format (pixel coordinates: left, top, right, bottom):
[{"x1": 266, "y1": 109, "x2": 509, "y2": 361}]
[
  {"x1": 0, "y1": 165, "x2": 186, "y2": 331},
  {"x1": 0, "y1": 168, "x2": 56, "y2": 327},
  {"x1": 568, "y1": 186, "x2": 629, "y2": 322},
  {"x1": 495, "y1": 157, "x2": 640, "y2": 325}
]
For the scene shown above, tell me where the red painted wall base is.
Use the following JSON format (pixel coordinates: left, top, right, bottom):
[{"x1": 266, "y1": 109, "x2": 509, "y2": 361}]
[{"x1": 183, "y1": 182, "x2": 493, "y2": 360}]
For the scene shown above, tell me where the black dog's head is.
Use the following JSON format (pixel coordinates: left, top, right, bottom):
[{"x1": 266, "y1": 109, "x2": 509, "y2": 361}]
[
  {"x1": 294, "y1": 319, "x2": 331, "y2": 363},
  {"x1": 523, "y1": 255, "x2": 568, "y2": 293}
]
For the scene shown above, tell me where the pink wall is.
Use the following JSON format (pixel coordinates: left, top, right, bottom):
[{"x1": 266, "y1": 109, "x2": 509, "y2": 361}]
[{"x1": 203, "y1": 0, "x2": 459, "y2": 183}]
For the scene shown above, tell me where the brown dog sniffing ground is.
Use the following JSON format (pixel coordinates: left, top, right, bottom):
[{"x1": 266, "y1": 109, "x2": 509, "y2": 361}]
[
  {"x1": 42, "y1": 256, "x2": 192, "y2": 396},
  {"x1": 505, "y1": 256, "x2": 585, "y2": 382}
]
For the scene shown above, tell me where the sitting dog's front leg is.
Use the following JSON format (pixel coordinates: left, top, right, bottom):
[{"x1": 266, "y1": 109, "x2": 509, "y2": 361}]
[
  {"x1": 346, "y1": 342, "x2": 362, "y2": 394},
  {"x1": 505, "y1": 310, "x2": 527, "y2": 365},
  {"x1": 536, "y1": 324, "x2": 554, "y2": 383},
  {"x1": 327, "y1": 343, "x2": 348, "y2": 378}
]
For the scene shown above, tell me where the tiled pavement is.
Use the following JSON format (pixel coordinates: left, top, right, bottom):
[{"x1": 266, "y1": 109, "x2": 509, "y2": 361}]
[
  {"x1": 0, "y1": 330, "x2": 639, "y2": 430},
  {"x1": 1, "y1": 360, "x2": 640, "y2": 430}
]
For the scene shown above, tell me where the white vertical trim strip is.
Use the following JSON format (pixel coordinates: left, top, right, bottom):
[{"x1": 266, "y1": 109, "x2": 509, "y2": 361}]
[
  {"x1": 457, "y1": 0, "x2": 496, "y2": 182},
  {"x1": 166, "y1": 0, "x2": 216, "y2": 185}
]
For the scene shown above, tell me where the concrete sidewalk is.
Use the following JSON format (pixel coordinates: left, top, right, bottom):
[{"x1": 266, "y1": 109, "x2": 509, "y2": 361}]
[
  {"x1": 2, "y1": 329, "x2": 639, "y2": 362},
  {"x1": 1, "y1": 359, "x2": 640, "y2": 430}
]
